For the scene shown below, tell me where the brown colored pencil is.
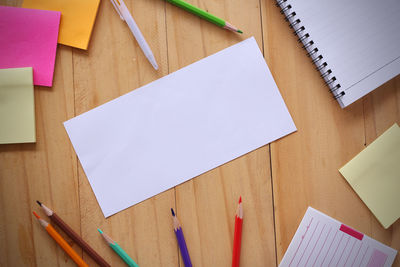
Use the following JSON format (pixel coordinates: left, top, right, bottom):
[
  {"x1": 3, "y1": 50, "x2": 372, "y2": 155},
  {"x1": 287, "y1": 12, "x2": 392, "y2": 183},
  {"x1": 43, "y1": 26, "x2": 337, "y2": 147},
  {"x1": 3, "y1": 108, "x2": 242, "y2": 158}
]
[{"x1": 37, "y1": 201, "x2": 110, "y2": 267}]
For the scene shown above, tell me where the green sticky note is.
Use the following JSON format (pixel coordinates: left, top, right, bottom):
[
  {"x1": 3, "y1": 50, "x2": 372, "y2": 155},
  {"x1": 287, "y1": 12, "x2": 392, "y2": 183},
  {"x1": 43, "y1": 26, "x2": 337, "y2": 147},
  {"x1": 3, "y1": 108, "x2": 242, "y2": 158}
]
[
  {"x1": 339, "y1": 124, "x2": 400, "y2": 229},
  {"x1": 0, "y1": 68, "x2": 36, "y2": 144}
]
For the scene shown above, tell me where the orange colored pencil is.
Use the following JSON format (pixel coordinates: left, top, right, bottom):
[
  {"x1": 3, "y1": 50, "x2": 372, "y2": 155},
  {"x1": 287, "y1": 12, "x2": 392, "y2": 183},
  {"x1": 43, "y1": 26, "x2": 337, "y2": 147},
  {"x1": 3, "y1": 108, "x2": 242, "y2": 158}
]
[
  {"x1": 232, "y1": 197, "x2": 243, "y2": 267},
  {"x1": 36, "y1": 201, "x2": 110, "y2": 267},
  {"x1": 33, "y1": 212, "x2": 89, "y2": 267}
]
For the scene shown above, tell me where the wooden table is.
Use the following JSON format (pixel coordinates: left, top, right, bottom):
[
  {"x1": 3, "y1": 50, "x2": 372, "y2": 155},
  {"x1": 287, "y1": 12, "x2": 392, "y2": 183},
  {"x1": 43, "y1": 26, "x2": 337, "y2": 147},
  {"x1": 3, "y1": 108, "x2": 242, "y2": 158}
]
[{"x1": 1, "y1": 0, "x2": 399, "y2": 266}]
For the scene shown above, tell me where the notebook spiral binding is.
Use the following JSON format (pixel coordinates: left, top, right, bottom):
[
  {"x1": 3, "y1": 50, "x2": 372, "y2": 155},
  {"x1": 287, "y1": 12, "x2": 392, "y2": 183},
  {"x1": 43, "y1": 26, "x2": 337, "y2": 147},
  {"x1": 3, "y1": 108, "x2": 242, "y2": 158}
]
[{"x1": 276, "y1": 0, "x2": 345, "y2": 99}]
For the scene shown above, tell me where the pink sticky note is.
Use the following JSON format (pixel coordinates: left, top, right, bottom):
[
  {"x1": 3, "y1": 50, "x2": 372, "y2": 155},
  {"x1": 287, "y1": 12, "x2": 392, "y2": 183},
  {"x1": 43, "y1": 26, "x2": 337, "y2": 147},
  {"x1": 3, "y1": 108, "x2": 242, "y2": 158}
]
[{"x1": 0, "y1": 6, "x2": 60, "y2": 87}]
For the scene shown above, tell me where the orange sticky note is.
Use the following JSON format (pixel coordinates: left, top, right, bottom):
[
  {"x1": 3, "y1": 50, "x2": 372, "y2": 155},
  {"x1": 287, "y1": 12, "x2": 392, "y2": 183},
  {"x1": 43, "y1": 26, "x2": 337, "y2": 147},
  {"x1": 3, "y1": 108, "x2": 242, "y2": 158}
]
[{"x1": 23, "y1": 0, "x2": 100, "y2": 50}]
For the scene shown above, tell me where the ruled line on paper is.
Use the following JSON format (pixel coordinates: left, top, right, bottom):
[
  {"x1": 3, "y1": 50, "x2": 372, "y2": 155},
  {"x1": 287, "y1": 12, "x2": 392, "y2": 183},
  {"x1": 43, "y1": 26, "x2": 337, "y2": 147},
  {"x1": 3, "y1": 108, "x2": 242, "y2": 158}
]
[
  {"x1": 328, "y1": 231, "x2": 345, "y2": 266},
  {"x1": 305, "y1": 224, "x2": 326, "y2": 266},
  {"x1": 321, "y1": 229, "x2": 339, "y2": 266},
  {"x1": 360, "y1": 246, "x2": 371, "y2": 266},
  {"x1": 344, "y1": 238, "x2": 357, "y2": 266},
  {"x1": 351, "y1": 242, "x2": 363, "y2": 267},
  {"x1": 288, "y1": 217, "x2": 314, "y2": 267},
  {"x1": 312, "y1": 227, "x2": 332, "y2": 267},
  {"x1": 297, "y1": 221, "x2": 320, "y2": 265},
  {"x1": 337, "y1": 235, "x2": 351, "y2": 266}
]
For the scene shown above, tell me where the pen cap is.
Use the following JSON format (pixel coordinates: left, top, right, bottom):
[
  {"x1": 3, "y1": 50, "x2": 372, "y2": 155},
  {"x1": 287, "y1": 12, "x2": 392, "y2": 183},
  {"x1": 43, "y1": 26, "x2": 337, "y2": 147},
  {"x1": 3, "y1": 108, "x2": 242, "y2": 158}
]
[{"x1": 110, "y1": 0, "x2": 124, "y2": 20}]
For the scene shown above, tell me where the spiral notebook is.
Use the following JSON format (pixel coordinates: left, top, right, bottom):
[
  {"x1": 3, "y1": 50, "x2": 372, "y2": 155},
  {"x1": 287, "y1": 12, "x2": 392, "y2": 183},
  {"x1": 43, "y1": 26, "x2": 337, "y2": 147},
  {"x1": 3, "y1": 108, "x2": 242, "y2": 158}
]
[{"x1": 276, "y1": 0, "x2": 400, "y2": 108}]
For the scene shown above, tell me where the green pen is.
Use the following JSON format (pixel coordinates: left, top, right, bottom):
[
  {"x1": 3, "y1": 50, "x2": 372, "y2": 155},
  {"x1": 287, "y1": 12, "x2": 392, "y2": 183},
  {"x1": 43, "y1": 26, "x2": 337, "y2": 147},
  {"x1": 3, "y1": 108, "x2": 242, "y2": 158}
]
[
  {"x1": 98, "y1": 229, "x2": 139, "y2": 267},
  {"x1": 166, "y1": 0, "x2": 243, "y2": 33}
]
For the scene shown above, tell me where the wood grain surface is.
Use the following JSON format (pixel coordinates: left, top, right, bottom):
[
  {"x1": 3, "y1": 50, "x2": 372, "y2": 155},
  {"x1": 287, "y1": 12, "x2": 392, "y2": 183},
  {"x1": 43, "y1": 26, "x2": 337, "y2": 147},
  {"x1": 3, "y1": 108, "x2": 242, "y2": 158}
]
[{"x1": 0, "y1": 0, "x2": 399, "y2": 266}]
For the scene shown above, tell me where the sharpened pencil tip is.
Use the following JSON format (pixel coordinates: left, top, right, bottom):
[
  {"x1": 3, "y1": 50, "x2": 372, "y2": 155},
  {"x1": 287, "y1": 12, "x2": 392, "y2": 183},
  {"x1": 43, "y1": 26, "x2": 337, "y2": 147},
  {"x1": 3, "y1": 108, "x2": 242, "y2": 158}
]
[
  {"x1": 97, "y1": 228, "x2": 103, "y2": 234},
  {"x1": 237, "y1": 30, "x2": 243, "y2": 34},
  {"x1": 171, "y1": 208, "x2": 175, "y2": 217},
  {"x1": 239, "y1": 196, "x2": 242, "y2": 203},
  {"x1": 36, "y1": 200, "x2": 42, "y2": 206},
  {"x1": 33, "y1": 211, "x2": 40, "y2": 219}
]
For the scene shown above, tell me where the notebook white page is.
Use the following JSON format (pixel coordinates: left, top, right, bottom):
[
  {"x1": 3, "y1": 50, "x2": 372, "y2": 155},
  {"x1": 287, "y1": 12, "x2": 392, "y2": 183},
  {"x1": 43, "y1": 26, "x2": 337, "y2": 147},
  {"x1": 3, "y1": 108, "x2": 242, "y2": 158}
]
[
  {"x1": 64, "y1": 37, "x2": 296, "y2": 217},
  {"x1": 279, "y1": 207, "x2": 397, "y2": 267},
  {"x1": 286, "y1": 0, "x2": 400, "y2": 107}
]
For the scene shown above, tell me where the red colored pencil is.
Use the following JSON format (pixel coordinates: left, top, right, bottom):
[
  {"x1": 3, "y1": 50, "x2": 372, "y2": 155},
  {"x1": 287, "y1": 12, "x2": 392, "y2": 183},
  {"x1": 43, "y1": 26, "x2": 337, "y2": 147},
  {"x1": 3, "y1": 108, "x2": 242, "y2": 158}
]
[
  {"x1": 232, "y1": 196, "x2": 243, "y2": 267},
  {"x1": 232, "y1": 197, "x2": 243, "y2": 267}
]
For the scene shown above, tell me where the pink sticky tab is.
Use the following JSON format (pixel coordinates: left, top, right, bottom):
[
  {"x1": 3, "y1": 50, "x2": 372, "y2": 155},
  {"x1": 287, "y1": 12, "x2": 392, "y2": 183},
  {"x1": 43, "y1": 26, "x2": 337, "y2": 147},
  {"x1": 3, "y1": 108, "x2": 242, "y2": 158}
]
[
  {"x1": 367, "y1": 249, "x2": 388, "y2": 267},
  {"x1": 0, "y1": 6, "x2": 60, "y2": 87},
  {"x1": 339, "y1": 224, "x2": 364, "y2": 240}
]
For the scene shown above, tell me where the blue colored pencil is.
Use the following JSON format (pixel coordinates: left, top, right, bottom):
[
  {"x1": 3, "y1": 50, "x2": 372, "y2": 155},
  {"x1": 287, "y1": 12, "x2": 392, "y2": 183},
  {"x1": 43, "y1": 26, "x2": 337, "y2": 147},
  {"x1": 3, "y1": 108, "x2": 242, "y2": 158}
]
[{"x1": 171, "y1": 208, "x2": 192, "y2": 267}]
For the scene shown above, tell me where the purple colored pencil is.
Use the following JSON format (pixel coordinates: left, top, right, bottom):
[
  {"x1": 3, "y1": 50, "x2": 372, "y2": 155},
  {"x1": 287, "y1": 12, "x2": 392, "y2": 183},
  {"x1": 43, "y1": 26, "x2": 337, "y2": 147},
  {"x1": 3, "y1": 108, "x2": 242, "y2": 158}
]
[{"x1": 171, "y1": 208, "x2": 192, "y2": 267}]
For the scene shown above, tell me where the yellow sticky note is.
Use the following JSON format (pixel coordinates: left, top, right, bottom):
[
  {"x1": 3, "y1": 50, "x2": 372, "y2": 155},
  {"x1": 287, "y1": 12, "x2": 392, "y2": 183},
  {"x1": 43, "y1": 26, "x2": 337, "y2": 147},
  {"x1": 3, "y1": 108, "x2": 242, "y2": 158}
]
[
  {"x1": 22, "y1": 0, "x2": 100, "y2": 50},
  {"x1": 340, "y1": 124, "x2": 400, "y2": 229},
  {"x1": 0, "y1": 68, "x2": 36, "y2": 144}
]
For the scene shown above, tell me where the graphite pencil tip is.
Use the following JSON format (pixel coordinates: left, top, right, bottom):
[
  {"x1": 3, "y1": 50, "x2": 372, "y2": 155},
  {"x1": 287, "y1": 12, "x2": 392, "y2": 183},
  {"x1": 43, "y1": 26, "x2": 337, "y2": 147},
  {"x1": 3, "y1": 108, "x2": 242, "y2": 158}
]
[
  {"x1": 33, "y1": 211, "x2": 40, "y2": 219},
  {"x1": 171, "y1": 208, "x2": 175, "y2": 217},
  {"x1": 36, "y1": 200, "x2": 42, "y2": 206}
]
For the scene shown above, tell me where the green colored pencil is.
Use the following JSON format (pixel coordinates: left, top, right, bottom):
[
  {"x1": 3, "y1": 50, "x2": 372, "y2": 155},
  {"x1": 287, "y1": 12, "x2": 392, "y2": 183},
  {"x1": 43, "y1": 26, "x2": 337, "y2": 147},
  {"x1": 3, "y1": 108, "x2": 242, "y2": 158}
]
[
  {"x1": 166, "y1": 0, "x2": 243, "y2": 33},
  {"x1": 98, "y1": 229, "x2": 139, "y2": 267}
]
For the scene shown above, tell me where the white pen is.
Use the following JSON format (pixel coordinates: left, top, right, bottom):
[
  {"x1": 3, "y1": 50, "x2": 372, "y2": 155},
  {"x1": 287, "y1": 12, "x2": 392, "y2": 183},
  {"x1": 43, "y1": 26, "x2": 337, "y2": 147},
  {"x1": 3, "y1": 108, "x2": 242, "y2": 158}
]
[{"x1": 110, "y1": 0, "x2": 159, "y2": 70}]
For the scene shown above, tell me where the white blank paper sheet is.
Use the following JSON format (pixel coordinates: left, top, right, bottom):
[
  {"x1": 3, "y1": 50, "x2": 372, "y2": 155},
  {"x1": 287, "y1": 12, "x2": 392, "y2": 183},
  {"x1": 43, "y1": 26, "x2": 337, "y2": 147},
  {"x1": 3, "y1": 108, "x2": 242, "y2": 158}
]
[
  {"x1": 64, "y1": 37, "x2": 296, "y2": 217},
  {"x1": 279, "y1": 207, "x2": 397, "y2": 267}
]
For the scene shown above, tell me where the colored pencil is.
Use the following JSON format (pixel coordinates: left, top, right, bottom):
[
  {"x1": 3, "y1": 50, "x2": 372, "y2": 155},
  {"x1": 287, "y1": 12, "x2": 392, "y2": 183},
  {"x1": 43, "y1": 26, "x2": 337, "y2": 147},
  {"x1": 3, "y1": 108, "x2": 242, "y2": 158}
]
[
  {"x1": 36, "y1": 201, "x2": 110, "y2": 267},
  {"x1": 32, "y1": 212, "x2": 89, "y2": 267},
  {"x1": 171, "y1": 208, "x2": 192, "y2": 267},
  {"x1": 232, "y1": 196, "x2": 243, "y2": 267},
  {"x1": 98, "y1": 229, "x2": 140, "y2": 267},
  {"x1": 165, "y1": 0, "x2": 242, "y2": 34}
]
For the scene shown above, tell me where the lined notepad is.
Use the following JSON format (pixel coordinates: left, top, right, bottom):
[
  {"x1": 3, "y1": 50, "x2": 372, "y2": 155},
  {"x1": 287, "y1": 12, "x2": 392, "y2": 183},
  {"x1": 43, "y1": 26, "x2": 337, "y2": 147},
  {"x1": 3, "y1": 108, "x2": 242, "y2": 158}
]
[
  {"x1": 279, "y1": 207, "x2": 397, "y2": 267},
  {"x1": 277, "y1": 0, "x2": 400, "y2": 107}
]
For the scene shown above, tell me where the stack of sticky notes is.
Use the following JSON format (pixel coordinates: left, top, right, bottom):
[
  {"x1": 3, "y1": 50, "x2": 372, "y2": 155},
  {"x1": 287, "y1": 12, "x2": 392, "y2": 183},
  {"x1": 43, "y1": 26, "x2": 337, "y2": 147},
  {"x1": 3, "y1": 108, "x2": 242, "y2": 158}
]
[
  {"x1": 0, "y1": 1, "x2": 100, "y2": 144},
  {"x1": 0, "y1": 6, "x2": 60, "y2": 144},
  {"x1": 340, "y1": 124, "x2": 400, "y2": 229}
]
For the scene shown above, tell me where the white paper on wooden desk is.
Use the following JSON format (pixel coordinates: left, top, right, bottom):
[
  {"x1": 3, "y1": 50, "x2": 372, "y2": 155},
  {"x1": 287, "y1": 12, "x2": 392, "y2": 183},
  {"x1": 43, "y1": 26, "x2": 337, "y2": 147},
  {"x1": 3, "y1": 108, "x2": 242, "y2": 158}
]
[{"x1": 64, "y1": 37, "x2": 296, "y2": 217}]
